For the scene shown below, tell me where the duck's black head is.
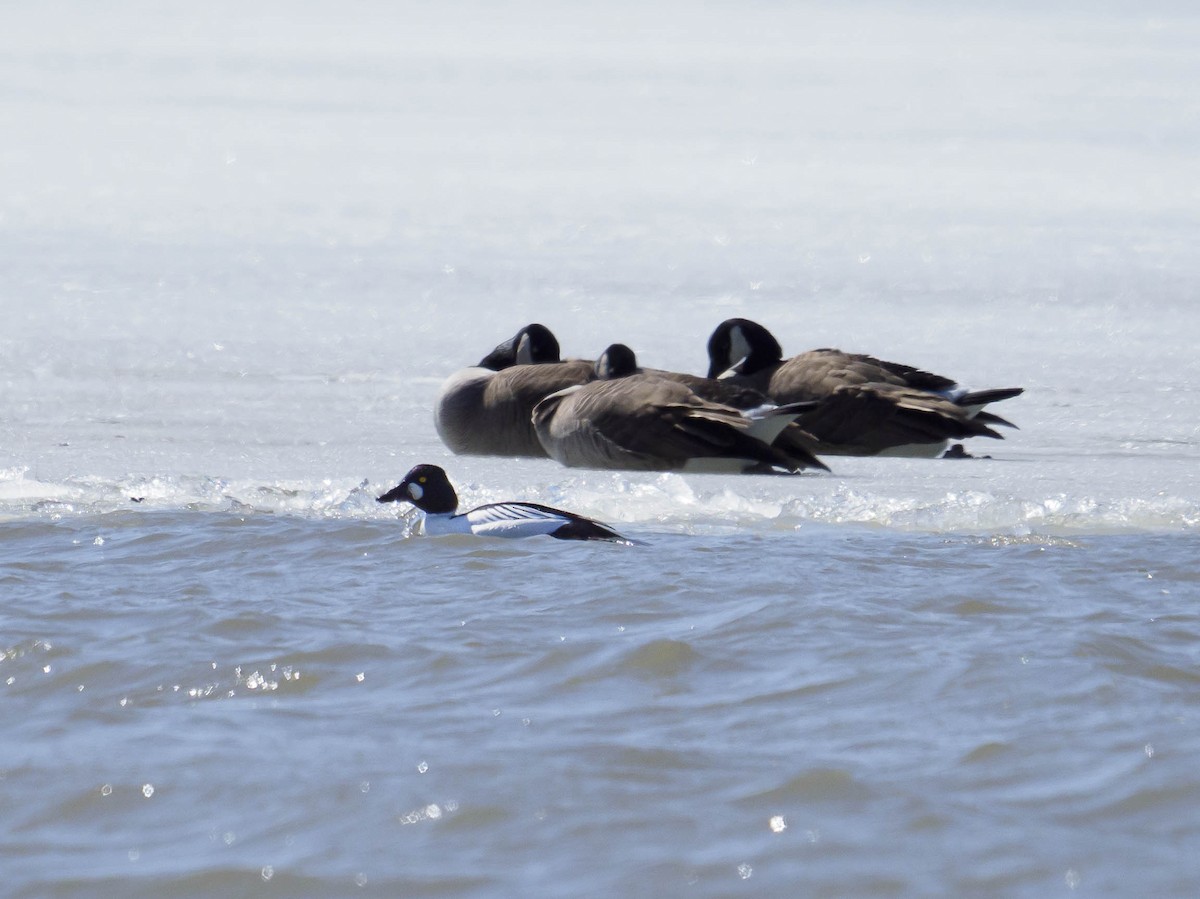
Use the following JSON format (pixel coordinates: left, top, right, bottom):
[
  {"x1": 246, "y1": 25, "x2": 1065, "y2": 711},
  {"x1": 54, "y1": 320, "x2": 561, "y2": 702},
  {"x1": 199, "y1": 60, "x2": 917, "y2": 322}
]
[
  {"x1": 478, "y1": 323, "x2": 561, "y2": 370},
  {"x1": 377, "y1": 464, "x2": 459, "y2": 514},
  {"x1": 595, "y1": 343, "x2": 640, "y2": 380},
  {"x1": 705, "y1": 318, "x2": 784, "y2": 378}
]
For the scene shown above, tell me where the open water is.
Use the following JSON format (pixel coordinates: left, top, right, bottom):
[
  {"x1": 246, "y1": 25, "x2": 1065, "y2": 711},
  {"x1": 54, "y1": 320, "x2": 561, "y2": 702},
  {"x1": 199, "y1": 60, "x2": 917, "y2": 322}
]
[{"x1": 2, "y1": 2, "x2": 1199, "y2": 896}]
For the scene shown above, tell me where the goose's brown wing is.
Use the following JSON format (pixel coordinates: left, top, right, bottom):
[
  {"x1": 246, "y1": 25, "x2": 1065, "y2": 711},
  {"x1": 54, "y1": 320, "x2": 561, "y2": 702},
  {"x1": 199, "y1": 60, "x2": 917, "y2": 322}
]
[{"x1": 793, "y1": 384, "x2": 1003, "y2": 455}]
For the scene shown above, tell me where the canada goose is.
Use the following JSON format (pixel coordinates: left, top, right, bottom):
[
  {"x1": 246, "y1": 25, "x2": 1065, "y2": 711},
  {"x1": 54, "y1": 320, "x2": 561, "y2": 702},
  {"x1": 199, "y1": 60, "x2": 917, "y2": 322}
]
[
  {"x1": 532, "y1": 344, "x2": 827, "y2": 474},
  {"x1": 705, "y1": 318, "x2": 1021, "y2": 456},
  {"x1": 434, "y1": 323, "x2": 594, "y2": 457}
]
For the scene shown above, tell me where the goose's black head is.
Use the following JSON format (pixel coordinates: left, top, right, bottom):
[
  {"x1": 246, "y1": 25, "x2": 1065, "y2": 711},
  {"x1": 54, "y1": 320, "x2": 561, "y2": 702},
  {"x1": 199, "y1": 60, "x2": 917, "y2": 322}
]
[
  {"x1": 377, "y1": 464, "x2": 459, "y2": 514},
  {"x1": 595, "y1": 343, "x2": 640, "y2": 380},
  {"x1": 705, "y1": 318, "x2": 784, "y2": 378},
  {"x1": 477, "y1": 323, "x2": 562, "y2": 370}
]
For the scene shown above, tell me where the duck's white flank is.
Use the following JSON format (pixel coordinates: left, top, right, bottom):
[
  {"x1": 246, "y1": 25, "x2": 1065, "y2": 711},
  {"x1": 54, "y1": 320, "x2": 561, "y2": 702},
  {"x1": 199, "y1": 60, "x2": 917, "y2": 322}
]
[{"x1": 419, "y1": 503, "x2": 598, "y2": 539}]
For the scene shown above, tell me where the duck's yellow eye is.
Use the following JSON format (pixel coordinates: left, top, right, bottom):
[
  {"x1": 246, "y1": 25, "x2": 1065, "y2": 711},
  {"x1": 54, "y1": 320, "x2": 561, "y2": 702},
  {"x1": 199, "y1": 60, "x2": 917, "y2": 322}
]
[{"x1": 419, "y1": 476, "x2": 427, "y2": 483}]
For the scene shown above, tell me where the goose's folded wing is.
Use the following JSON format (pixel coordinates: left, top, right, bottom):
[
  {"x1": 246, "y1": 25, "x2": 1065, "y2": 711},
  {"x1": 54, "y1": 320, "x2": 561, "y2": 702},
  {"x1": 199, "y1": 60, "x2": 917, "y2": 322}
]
[
  {"x1": 794, "y1": 385, "x2": 1003, "y2": 451},
  {"x1": 776, "y1": 350, "x2": 957, "y2": 397}
]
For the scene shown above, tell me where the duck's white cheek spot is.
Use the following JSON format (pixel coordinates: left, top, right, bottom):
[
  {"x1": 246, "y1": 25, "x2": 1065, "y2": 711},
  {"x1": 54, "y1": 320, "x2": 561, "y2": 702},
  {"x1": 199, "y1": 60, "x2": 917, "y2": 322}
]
[{"x1": 408, "y1": 483, "x2": 424, "y2": 501}]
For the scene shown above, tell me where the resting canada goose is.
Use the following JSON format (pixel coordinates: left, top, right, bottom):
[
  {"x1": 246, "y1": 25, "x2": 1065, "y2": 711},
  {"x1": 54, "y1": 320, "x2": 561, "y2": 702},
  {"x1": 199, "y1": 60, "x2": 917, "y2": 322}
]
[
  {"x1": 434, "y1": 323, "x2": 595, "y2": 457},
  {"x1": 705, "y1": 318, "x2": 1022, "y2": 457},
  {"x1": 532, "y1": 344, "x2": 827, "y2": 474},
  {"x1": 377, "y1": 463, "x2": 637, "y2": 543}
]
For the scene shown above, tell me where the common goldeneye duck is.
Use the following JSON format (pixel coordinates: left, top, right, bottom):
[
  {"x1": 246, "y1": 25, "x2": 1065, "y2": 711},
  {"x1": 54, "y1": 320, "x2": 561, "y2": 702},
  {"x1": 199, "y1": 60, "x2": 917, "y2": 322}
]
[
  {"x1": 377, "y1": 464, "x2": 638, "y2": 544},
  {"x1": 530, "y1": 344, "x2": 827, "y2": 474},
  {"x1": 704, "y1": 318, "x2": 1024, "y2": 458},
  {"x1": 434, "y1": 324, "x2": 596, "y2": 458}
]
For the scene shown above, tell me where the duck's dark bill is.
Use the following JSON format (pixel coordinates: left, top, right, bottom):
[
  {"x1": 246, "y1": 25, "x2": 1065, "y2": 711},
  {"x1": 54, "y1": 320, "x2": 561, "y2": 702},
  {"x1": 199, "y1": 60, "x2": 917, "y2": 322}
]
[{"x1": 377, "y1": 485, "x2": 407, "y2": 503}]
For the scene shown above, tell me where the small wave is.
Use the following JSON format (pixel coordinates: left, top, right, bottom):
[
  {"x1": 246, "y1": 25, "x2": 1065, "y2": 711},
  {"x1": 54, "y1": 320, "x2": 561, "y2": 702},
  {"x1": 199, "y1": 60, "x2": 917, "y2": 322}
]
[
  {"x1": 0, "y1": 469, "x2": 390, "y2": 522},
  {"x1": 2, "y1": 466, "x2": 1197, "y2": 535},
  {"x1": 738, "y1": 768, "x2": 872, "y2": 804},
  {"x1": 616, "y1": 638, "x2": 702, "y2": 679}
]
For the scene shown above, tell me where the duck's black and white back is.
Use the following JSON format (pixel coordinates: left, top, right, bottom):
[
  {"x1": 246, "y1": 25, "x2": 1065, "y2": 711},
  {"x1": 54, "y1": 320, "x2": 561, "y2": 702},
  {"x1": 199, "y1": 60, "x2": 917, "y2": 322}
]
[
  {"x1": 532, "y1": 344, "x2": 826, "y2": 474},
  {"x1": 705, "y1": 318, "x2": 1023, "y2": 457},
  {"x1": 377, "y1": 463, "x2": 637, "y2": 544},
  {"x1": 434, "y1": 324, "x2": 596, "y2": 458}
]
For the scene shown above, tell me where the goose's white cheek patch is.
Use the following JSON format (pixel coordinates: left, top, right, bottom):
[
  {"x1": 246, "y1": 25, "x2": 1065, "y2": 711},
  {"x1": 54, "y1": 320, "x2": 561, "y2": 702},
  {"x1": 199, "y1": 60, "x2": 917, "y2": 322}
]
[{"x1": 729, "y1": 327, "x2": 752, "y2": 367}]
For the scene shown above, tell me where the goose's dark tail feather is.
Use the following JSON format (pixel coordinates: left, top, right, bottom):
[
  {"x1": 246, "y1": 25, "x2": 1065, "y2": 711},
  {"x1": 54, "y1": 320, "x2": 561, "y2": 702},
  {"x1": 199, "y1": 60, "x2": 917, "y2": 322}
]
[{"x1": 957, "y1": 387, "x2": 1024, "y2": 407}]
